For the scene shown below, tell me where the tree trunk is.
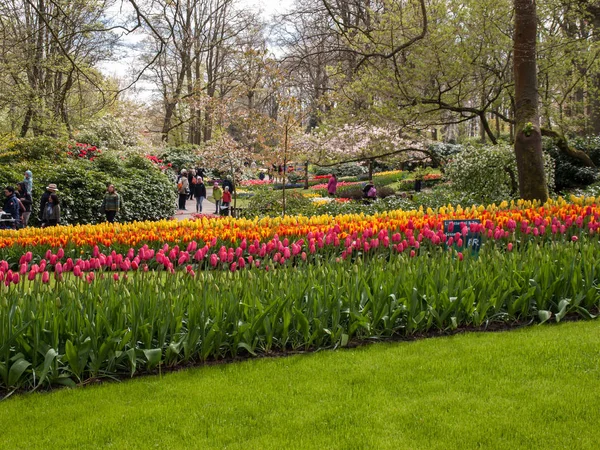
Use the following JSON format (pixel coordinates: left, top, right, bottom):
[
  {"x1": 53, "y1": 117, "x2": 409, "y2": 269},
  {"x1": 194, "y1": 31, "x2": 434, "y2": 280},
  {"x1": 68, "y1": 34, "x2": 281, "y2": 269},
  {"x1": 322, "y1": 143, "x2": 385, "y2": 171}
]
[
  {"x1": 590, "y1": 7, "x2": 600, "y2": 134},
  {"x1": 304, "y1": 161, "x2": 309, "y2": 190},
  {"x1": 282, "y1": 124, "x2": 288, "y2": 217},
  {"x1": 513, "y1": 0, "x2": 548, "y2": 202}
]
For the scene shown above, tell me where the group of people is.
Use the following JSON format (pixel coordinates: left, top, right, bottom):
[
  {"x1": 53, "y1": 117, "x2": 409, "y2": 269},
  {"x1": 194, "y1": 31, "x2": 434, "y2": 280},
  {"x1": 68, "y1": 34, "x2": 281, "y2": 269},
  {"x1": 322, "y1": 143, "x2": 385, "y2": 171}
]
[
  {"x1": 176, "y1": 169, "x2": 234, "y2": 215},
  {"x1": 326, "y1": 174, "x2": 377, "y2": 199},
  {"x1": 2, "y1": 171, "x2": 61, "y2": 229},
  {"x1": 1, "y1": 170, "x2": 123, "y2": 230}
]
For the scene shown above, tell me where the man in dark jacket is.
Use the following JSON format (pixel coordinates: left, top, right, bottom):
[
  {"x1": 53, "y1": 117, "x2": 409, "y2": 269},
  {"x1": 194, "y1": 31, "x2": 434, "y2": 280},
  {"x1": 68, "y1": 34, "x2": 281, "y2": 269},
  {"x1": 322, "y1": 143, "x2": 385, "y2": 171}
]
[
  {"x1": 221, "y1": 178, "x2": 235, "y2": 194},
  {"x1": 39, "y1": 183, "x2": 58, "y2": 221},
  {"x1": 194, "y1": 177, "x2": 207, "y2": 213},
  {"x1": 3, "y1": 186, "x2": 21, "y2": 227}
]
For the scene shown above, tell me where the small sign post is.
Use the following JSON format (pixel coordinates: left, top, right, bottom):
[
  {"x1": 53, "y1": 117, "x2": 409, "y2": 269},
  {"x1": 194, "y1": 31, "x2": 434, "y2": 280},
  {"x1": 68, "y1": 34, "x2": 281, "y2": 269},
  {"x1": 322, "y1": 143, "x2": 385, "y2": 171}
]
[{"x1": 443, "y1": 219, "x2": 482, "y2": 254}]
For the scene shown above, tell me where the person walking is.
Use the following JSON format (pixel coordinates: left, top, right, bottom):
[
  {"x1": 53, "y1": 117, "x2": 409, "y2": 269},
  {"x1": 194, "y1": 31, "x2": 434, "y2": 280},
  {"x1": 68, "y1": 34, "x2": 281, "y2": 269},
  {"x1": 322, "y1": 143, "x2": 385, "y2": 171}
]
[
  {"x1": 212, "y1": 182, "x2": 222, "y2": 214},
  {"x1": 327, "y1": 174, "x2": 338, "y2": 197},
  {"x1": 177, "y1": 170, "x2": 189, "y2": 210},
  {"x1": 16, "y1": 182, "x2": 32, "y2": 227},
  {"x1": 23, "y1": 170, "x2": 33, "y2": 195},
  {"x1": 39, "y1": 184, "x2": 58, "y2": 222},
  {"x1": 3, "y1": 186, "x2": 21, "y2": 228},
  {"x1": 101, "y1": 184, "x2": 121, "y2": 223},
  {"x1": 41, "y1": 193, "x2": 60, "y2": 227},
  {"x1": 188, "y1": 170, "x2": 195, "y2": 200},
  {"x1": 194, "y1": 177, "x2": 207, "y2": 213}
]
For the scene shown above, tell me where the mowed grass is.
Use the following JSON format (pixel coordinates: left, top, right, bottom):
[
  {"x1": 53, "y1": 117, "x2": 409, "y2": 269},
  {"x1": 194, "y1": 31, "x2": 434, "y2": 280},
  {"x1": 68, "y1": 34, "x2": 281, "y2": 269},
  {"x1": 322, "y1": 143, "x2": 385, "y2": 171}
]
[{"x1": 1, "y1": 321, "x2": 600, "y2": 449}]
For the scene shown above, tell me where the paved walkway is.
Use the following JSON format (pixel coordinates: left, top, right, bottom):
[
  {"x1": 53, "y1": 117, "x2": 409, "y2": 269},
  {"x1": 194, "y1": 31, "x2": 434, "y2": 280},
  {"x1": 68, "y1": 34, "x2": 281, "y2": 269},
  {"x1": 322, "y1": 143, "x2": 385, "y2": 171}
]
[{"x1": 173, "y1": 187, "x2": 219, "y2": 221}]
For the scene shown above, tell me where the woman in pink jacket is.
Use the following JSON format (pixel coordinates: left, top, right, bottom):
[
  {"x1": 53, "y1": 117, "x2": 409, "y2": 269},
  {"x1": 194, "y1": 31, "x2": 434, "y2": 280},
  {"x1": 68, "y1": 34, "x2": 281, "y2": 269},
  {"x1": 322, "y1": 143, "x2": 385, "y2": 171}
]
[{"x1": 327, "y1": 174, "x2": 337, "y2": 197}]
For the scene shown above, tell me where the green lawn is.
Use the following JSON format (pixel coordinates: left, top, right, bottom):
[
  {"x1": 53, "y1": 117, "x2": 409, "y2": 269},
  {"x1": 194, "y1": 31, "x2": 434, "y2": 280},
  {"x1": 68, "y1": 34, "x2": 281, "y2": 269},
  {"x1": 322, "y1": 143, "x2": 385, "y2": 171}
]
[{"x1": 1, "y1": 321, "x2": 599, "y2": 449}]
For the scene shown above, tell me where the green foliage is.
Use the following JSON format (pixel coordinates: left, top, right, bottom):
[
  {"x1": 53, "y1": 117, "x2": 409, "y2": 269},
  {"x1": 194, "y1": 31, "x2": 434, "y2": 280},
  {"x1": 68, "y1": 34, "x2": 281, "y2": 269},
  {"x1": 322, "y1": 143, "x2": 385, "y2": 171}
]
[
  {"x1": 0, "y1": 135, "x2": 66, "y2": 163},
  {"x1": 543, "y1": 137, "x2": 598, "y2": 191},
  {"x1": 92, "y1": 153, "x2": 126, "y2": 177},
  {"x1": 243, "y1": 188, "x2": 316, "y2": 217},
  {"x1": 0, "y1": 136, "x2": 177, "y2": 224},
  {"x1": 446, "y1": 144, "x2": 555, "y2": 203},
  {"x1": 159, "y1": 146, "x2": 199, "y2": 172},
  {"x1": 313, "y1": 163, "x2": 367, "y2": 177},
  {"x1": 75, "y1": 115, "x2": 138, "y2": 150},
  {"x1": 1, "y1": 322, "x2": 600, "y2": 448},
  {"x1": 428, "y1": 142, "x2": 463, "y2": 167}
]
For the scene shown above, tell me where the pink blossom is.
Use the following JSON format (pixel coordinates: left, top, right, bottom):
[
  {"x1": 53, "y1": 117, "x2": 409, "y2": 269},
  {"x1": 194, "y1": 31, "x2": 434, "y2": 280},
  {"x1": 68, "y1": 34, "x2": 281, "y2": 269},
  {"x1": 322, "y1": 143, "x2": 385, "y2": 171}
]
[{"x1": 210, "y1": 254, "x2": 218, "y2": 267}]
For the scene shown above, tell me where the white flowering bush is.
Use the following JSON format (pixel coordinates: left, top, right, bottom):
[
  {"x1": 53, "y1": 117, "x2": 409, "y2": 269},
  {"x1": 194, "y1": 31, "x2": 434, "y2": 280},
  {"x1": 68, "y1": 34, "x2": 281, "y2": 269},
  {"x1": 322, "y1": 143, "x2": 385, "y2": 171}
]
[{"x1": 446, "y1": 144, "x2": 555, "y2": 203}]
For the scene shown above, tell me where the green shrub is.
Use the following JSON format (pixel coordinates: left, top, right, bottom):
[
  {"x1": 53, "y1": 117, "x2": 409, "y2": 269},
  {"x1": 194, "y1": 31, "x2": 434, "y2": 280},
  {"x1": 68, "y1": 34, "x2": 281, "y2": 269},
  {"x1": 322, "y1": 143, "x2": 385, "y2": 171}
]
[
  {"x1": 313, "y1": 163, "x2": 367, "y2": 177},
  {"x1": 243, "y1": 188, "x2": 316, "y2": 217},
  {"x1": 159, "y1": 146, "x2": 199, "y2": 172},
  {"x1": 0, "y1": 137, "x2": 177, "y2": 225},
  {"x1": 543, "y1": 137, "x2": 598, "y2": 191},
  {"x1": 0, "y1": 135, "x2": 66, "y2": 163},
  {"x1": 75, "y1": 115, "x2": 138, "y2": 150},
  {"x1": 446, "y1": 144, "x2": 555, "y2": 204}
]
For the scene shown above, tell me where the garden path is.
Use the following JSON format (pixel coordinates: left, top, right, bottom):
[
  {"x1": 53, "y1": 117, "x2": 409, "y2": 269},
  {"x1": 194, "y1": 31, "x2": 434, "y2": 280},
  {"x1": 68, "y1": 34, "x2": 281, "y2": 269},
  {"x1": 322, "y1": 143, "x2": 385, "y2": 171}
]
[{"x1": 173, "y1": 187, "x2": 218, "y2": 221}]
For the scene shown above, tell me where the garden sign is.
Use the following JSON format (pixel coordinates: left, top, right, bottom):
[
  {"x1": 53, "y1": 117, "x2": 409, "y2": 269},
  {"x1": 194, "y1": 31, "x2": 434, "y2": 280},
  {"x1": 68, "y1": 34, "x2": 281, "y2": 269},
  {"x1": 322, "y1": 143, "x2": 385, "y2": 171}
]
[{"x1": 443, "y1": 219, "x2": 482, "y2": 253}]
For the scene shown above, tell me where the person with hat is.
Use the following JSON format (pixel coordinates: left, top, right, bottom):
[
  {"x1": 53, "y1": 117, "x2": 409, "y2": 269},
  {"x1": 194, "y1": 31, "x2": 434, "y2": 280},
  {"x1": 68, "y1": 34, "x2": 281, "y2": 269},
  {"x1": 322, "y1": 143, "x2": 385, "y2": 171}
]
[
  {"x1": 177, "y1": 170, "x2": 189, "y2": 210},
  {"x1": 212, "y1": 182, "x2": 222, "y2": 214},
  {"x1": 39, "y1": 183, "x2": 58, "y2": 222}
]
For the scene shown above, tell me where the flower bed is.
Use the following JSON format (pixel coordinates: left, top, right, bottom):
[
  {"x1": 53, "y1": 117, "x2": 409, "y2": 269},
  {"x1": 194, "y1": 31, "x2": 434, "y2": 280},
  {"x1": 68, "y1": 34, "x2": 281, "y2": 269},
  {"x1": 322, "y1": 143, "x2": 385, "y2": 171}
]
[
  {"x1": 240, "y1": 179, "x2": 274, "y2": 186},
  {"x1": 309, "y1": 181, "x2": 362, "y2": 191},
  {"x1": 1, "y1": 197, "x2": 600, "y2": 392}
]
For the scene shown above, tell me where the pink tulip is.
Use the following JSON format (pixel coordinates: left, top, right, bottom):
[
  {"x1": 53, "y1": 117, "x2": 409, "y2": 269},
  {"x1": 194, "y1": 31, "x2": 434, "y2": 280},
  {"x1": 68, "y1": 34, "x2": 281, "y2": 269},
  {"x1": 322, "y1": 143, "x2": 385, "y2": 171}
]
[
  {"x1": 113, "y1": 273, "x2": 119, "y2": 281},
  {"x1": 12, "y1": 273, "x2": 20, "y2": 284},
  {"x1": 73, "y1": 266, "x2": 82, "y2": 278},
  {"x1": 210, "y1": 254, "x2": 218, "y2": 267},
  {"x1": 42, "y1": 271, "x2": 50, "y2": 283},
  {"x1": 572, "y1": 235, "x2": 578, "y2": 242},
  {"x1": 28, "y1": 269, "x2": 36, "y2": 281},
  {"x1": 57, "y1": 248, "x2": 64, "y2": 259},
  {"x1": 458, "y1": 252, "x2": 463, "y2": 261},
  {"x1": 508, "y1": 243, "x2": 513, "y2": 252},
  {"x1": 19, "y1": 263, "x2": 28, "y2": 275}
]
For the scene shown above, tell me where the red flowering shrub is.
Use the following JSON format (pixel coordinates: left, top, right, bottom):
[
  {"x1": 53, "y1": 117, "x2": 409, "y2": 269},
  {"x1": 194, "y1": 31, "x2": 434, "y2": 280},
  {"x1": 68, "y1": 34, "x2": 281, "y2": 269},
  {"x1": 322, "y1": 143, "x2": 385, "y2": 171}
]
[{"x1": 67, "y1": 143, "x2": 102, "y2": 161}]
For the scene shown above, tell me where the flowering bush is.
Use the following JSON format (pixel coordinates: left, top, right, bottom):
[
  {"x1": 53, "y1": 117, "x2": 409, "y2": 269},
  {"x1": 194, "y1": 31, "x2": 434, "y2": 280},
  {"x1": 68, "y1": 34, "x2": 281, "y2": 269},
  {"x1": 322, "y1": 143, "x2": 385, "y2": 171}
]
[
  {"x1": 446, "y1": 144, "x2": 555, "y2": 204},
  {"x1": 145, "y1": 154, "x2": 173, "y2": 171}
]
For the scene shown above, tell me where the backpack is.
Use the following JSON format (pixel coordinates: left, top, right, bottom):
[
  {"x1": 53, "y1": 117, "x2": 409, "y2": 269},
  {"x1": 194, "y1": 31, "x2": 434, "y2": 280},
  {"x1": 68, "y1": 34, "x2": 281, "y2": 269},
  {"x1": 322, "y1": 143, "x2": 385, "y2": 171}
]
[{"x1": 367, "y1": 186, "x2": 377, "y2": 198}]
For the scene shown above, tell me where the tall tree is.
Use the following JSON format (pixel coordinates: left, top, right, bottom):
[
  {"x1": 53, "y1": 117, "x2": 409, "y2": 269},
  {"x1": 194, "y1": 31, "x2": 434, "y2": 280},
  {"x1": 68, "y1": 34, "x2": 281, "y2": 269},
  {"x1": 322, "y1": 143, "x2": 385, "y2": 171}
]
[{"x1": 513, "y1": 0, "x2": 548, "y2": 201}]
